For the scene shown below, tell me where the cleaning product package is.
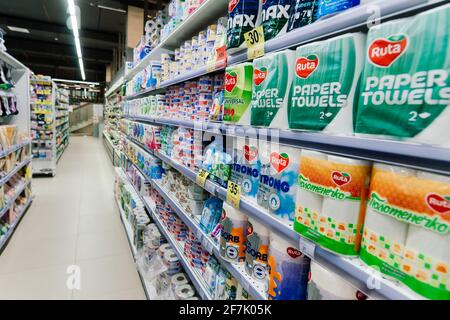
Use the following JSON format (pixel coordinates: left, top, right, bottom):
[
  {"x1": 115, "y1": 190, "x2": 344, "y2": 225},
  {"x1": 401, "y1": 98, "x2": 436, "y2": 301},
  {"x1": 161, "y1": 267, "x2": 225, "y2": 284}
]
[
  {"x1": 220, "y1": 202, "x2": 248, "y2": 263},
  {"x1": 250, "y1": 50, "x2": 295, "y2": 129},
  {"x1": 316, "y1": 0, "x2": 364, "y2": 19},
  {"x1": 224, "y1": 63, "x2": 253, "y2": 125},
  {"x1": 257, "y1": 141, "x2": 301, "y2": 225},
  {"x1": 268, "y1": 232, "x2": 311, "y2": 300},
  {"x1": 261, "y1": 0, "x2": 293, "y2": 41},
  {"x1": 294, "y1": 151, "x2": 371, "y2": 256},
  {"x1": 199, "y1": 196, "x2": 224, "y2": 236},
  {"x1": 288, "y1": 32, "x2": 366, "y2": 135},
  {"x1": 244, "y1": 218, "x2": 270, "y2": 283},
  {"x1": 287, "y1": 0, "x2": 319, "y2": 32},
  {"x1": 227, "y1": 0, "x2": 262, "y2": 51},
  {"x1": 360, "y1": 165, "x2": 450, "y2": 300},
  {"x1": 355, "y1": 5, "x2": 450, "y2": 147},
  {"x1": 202, "y1": 139, "x2": 232, "y2": 188},
  {"x1": 231, "y1": 136, "x2": 260, "y2": 204}
]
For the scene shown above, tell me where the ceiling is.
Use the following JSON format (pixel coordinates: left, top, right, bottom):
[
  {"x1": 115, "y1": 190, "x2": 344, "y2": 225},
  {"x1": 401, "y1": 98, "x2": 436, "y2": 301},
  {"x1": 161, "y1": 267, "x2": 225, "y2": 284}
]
[{"x1": 0, "y1": 0, "x2": 167, "y2": 82}]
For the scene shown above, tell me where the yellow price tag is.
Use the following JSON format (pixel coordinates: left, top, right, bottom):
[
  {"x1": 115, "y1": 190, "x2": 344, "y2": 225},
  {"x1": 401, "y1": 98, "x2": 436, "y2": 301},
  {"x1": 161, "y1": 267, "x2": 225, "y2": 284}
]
[
  {"x1": 244, "y1": 26, "x2": 265, "y2": 60},
  {"x1": 196, "y1": 169, "x2": 210, "y2": 187},
  {"x1": 226, "y1": 181, "x2": 241, "y2": 209}
]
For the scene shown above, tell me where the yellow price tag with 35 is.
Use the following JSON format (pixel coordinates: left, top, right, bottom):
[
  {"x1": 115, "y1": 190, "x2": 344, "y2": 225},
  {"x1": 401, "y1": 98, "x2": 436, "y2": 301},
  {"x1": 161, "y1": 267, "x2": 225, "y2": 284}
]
[
  {"x1": 226, "y1": 181, "x2": 241, "y2": 209},
  {"x1": 244, "y1": 26, "x2": 265, "y2": 60},
  {"x1": 196, "y1": 169, "x2": 210, "y2": 188}
]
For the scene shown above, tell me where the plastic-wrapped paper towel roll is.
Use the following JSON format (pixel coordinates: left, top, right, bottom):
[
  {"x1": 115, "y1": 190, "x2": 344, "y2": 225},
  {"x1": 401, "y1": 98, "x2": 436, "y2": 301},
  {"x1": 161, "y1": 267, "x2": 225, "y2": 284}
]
[
  {"x1": 355, "y1": 4, "x2": 450, "y2": 147},
  {"x1": 224, "y1": 63, "x2": 253, "y2": 125},
  {"x1": 171, "y1": 273, "x2": 189, "y2": 290},
  {"x1": 258, "y1": 143, "x2": 301, "y2": 225},
  {"x1": 288, "y1": 32, "x2": 366, "y2": 135},
  {"x1": 231, "y1": 136, "x2": 260, "y2": 204},
  {"x1": 227, "y1": 0, "x2": 262, "y2": 52},
  {"x1": 220, "y1": 202, "x2": 248, "y2": 263},
  {"x1": 307, "y1": 261, "x2": 368, "y2": 300},
  {"x1": 244, "y1": 218, "x2": 270, "y2": 283},
  {"x1": 250, "y1": 50, "x2": 295, "y2": 129},
  {"x1": 175, "y1": 284, "x2": 196, "y2": 300},
  {"x1": 158, "y1": 243, "x2": 172, "y2": 259},
  {"x1": 268, "y1": 232, "x2": 310, "y2": 300}
]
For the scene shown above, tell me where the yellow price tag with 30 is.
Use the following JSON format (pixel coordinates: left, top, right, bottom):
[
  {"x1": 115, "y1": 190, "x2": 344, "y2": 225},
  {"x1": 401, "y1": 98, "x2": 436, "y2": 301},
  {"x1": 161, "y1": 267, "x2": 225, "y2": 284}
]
[
  {"x1": 244, "y1": 26, "x2": 265, "y2": 60},
  {"x1": 196, "y1": 169, "x2": 210, "y2": 188}
]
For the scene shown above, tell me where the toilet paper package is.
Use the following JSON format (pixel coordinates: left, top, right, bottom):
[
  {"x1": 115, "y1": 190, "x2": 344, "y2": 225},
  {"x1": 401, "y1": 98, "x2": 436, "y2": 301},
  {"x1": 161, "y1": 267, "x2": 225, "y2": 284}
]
[
  {"x1": 219, "y1": 203, "x2": 248, "y2": 263},
  {"x1": 287, "y1": 0, "x2": 318, "y2": 32},
  {"x1": 268, "y1": 233, "x2": 310, "y2": 300},
  {"x1": 360, "y1": 165, "x2": 450, "y2": 300},
  {"x1": 316, "y1": 0, "x2": 362, "y2": 19},
  {"x1": 227, "y1": 0, "x2": 262, "y2": 51},
  {"x1": 244, "y1": 218, "x2": 270, "y2": 283},
  {"x1": 288, "y1": 32, "x2": 366, "y2": 135},
  {"x1": 250, "y1": 50, "x2": 295, "y2": 129},
  {"x1": 257, "y1": 142, "x2": 301, "y2": 224},
  {"x1": 261, "y1": 0, "x2": 293, "y2": 41},
  {"x1": 355, "y1": 5, "x2": 450, "y2": 147},
  {"x1": 224, "y1": 63, "x2": 253, "y2": 125},
  {"x1": 294, "y1": 152, "x2": 371, "y2": 256},
  {"x1": 231, "y1": 136, "x2": 260, "y2": 204}
]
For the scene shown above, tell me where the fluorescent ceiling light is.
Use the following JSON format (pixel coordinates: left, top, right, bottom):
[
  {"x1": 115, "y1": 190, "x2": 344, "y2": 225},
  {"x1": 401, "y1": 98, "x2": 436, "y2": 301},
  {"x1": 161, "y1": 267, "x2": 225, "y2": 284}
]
[
  {"x1": 67, "y1": 0, "x2": 85, "y2": 80},
  {"x1": 97, "y1": 5, "x2": 126, "y2": 13},
  {"x1": 7, "y1": 26, "x2": 30, "y2": 33},
  {"x1": 53, "y1": 78, "x2": 99, "y2": 86}
]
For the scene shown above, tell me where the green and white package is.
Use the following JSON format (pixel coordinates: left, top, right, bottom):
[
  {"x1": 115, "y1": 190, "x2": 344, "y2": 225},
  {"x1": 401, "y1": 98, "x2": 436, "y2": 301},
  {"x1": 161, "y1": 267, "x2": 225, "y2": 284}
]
[
  {"x1": 355, "y1": 5, "x2": 450, "y2": 147},
  {"x1": 250, "y1": 50, "x2": 295, "y2": 129},
  {"x1": 224, "y1": 63, "x2": 254, "y2": 125},
  {"x1": 288, "y1": 33, "x2": 365, "y2": 135}
]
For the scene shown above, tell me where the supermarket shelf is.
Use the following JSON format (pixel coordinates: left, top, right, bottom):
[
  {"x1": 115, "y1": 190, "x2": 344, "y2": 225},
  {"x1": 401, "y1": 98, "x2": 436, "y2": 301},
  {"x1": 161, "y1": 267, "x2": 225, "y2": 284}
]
[
  {"x1": 0, "y1": 198, "x2": 33, "y2": 254},
  {"x1": 0, "y1": 157, "x2": 32, "y2": 186},
  {"x1": 0, "y1": 180, "x2": 32, "y2": 219},
  {"x1": 124, "y1": 135, "x2": 424, "y2": 300},
  {"x1": 0, "y1": 50, "x2": 28, "y2": 70},
  {"x1": 228, "y1": 0, "x2": 443, "y2": 65},
  {"x1": 124, "y1": 0, "x2": 228, "y2": 83},
  {"x1": 125, "y1": 116, "x2": 450, "y2": 175},
  {"x1": 116, "y1": 200, "x2": 138, "y2": 256},
  {"x1": 0, "y1": 140, "x2": 31, "y2": 159},
  {"x1": 105, "y1": 76, "x2": 124, "y2": 97}
]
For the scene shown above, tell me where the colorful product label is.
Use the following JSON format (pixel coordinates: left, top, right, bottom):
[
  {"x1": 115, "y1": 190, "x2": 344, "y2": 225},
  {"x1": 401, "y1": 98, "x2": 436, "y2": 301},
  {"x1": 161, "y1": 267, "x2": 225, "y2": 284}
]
[
  {"x1": 287, "y1": 0, "x2": 318, "y2": 32},
  {"x1": 231, "y1": 142, "x2": 260, "y2": 201},
  {"x1": 261, "y1": 0, "x2": 292, "y2": 41},
  {"x1": 355, "y1": 7, "x2": 450, "y2": 140},
  {"x1": 224, "y1": 64, "x2": 254, "y2": 123},
  {"x1": 294, "y1": 156, "x2": 371, "y2": 256},
  {"x1": 244, "y1": 221, "x2": 269, "y2": 281},
  {"x1": 220, "y1": 210, "x2": 247, "y2": 263},
  {"x1": 288, "y1": 35, "x2": 357, "y2": 131},
  {"x1": 227, "y1": 0, "x2": 261, "y2": 49},
  {"x1": 317, "y1": 0, "x2": 360, "y2": 19},
  {"x1": 360, "y1": 167, "x2": 450, "y2": 300}
]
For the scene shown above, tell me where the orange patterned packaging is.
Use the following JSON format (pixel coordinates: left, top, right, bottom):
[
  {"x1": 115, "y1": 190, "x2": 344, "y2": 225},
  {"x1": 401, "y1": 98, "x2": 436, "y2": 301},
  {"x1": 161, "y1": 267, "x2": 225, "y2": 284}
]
[
  {"x1": 294, "y1": 150, "x2": 372, "y2": 256},
  {"x1": 361, "y1": 164, "x2": 450, "y2": 300},
  {"x1": 219, "y1": 202, "x2": 247, "y2": 263}
]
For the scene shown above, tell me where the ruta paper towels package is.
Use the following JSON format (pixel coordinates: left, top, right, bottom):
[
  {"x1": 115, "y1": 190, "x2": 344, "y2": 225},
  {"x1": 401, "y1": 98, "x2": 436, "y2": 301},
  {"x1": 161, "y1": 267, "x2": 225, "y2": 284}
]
[
  {"x1": 224, "y1": 63, "x2": 253, "y2": 125},
  {"x1": 360, "y1": 165, "x2": 450, "y2": 300},
  {"x1": 261, "y1": 0, "x2": 293, "y2": 41},
  {"x1": 307, "y1": 261, "x2": 368, "y2": 300},
  {"x1": 250, "y1": 50, "x2": 295, "y2": 129},
  {"x1": 244, "y1": 218, "x2": 270, "y2": 283},
  {"x1": 227, "y1": 0, "x2": 262, "y2": 51},
  {"x1": 268, "y1": 232, "x2": 311, "y2": 300},
  {"x1": 294, "y1": 151, "x2": 371, "y2": 256},
  {"x1": 257, "y1": 141, "x2": 301, "y2": 224},
  {"x1": 288, "y1": 33, "x2": 366, "y2": 135},
  {"x1": 355, "y1": 5, "x2": 450, "y2": 147},
  {"x1": 231, "y1": 137, "x2": 260, "y2": 204},
  {"x1": 220, "y1": 202, "x2": 248, "y2": 263}
]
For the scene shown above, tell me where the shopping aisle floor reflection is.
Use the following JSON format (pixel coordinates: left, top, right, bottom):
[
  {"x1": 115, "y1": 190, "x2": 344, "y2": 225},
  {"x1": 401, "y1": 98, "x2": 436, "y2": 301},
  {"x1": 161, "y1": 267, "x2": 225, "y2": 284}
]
[{"x1": 0, "y1": 136, "x2": 146, "y2": 300}]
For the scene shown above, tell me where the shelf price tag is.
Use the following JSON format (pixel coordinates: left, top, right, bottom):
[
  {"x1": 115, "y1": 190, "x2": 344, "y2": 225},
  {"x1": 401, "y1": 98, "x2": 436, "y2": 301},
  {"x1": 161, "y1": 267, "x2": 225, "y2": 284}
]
[
  {"x1": 299, "y1": 236, "x2": 316, "y2": 258},
  {"x1": 226, "y1": 181, "x2": 241, "y2": 209},
  {"x1": 244, "y1": 26, "x2": 265, "y2": 60},
  {"x1": 196, "y1": 169, "x2": 210, "y2": 188}
]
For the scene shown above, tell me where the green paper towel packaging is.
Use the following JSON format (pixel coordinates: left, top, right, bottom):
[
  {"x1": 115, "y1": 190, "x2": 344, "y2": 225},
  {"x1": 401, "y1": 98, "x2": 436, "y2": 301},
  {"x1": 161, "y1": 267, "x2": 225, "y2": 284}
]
[{"x1": 224, "y1": 63, "x2": 254, "y2": 125}]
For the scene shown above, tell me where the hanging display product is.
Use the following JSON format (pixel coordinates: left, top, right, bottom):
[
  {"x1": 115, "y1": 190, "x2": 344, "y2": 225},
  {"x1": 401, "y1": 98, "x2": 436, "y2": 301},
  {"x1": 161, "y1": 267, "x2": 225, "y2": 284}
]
[{"x1": 355, "y1": 4, "x2": 450, "y2": 147}]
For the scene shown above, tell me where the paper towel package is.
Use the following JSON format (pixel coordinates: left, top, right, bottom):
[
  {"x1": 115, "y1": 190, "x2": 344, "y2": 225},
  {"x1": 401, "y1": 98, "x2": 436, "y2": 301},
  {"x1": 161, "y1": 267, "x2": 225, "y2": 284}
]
[
  {"x1": 261, "y1": 0, "x2": 293, "y2": 41},
  {"x1": 224, "y1": 63, "x2": 253, "y2": 125},
  {"x1": 355, "y1": 5, "x2": 450, "y2": 147},
  {"x1": 294, "y1": 151, "x2": 371, "y2": 256},
  {"x1": 227, "y1": 0, "x2": 262, "y2": 51},
  {"x1": 287, "y1": 0, "x2": 318, "y2": 32},
  {"x1": 244, "y1": 218, "x2": 270, "y2": 283},
  {"x1": 220, "y1": 202, "x2": 248, "y2": 263},
  {"x1": 257, "y1": 142, "x2": 301, "y2": 224},
  {"x1": 360, "y1": 165, "x2": 450, "y2": 300},
  {"x1": 307, "y1": 261, "x2": 368, "y2": 300},
  {"x1": 250, "y1": 50, "x2": 295, "y2": 129},
  {"x1": 288, "y1": 32, "x2": 365, "y2": 135},
  {"x1": 268, "y1": 232, "x2": 310, "y2": 300}
]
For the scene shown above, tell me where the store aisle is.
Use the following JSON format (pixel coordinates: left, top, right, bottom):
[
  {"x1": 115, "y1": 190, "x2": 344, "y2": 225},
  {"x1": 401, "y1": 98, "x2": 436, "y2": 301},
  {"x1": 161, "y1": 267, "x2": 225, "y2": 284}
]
[{"x1": 0, "y1": 136, "x2": 145, "y2": 300}]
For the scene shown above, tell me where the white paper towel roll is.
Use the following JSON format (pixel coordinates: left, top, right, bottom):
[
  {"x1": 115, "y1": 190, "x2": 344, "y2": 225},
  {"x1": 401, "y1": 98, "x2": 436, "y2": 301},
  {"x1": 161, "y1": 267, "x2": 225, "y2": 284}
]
[
  {"x1": 220, "y1": 202, "x2": 248, "y2": 263},
  {"x1": 175, "y1": 284, "x2": 195, "y2": 300},
  {"x1": 414, "y1": 105, "x2": 450, "y2": 147}
]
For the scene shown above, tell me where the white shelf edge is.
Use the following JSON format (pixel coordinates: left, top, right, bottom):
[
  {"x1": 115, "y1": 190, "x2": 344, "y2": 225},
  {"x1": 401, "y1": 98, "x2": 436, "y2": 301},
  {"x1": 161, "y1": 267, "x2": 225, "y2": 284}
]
[
  {"x1": 0, "y1": 157, "x2": 32, "y2": 186},
  {"x1": 0, "y1": 180, "x2": 32, "y2": 219},
  {"x1": 0, "y1": 197, "x2": 33, "y2": 252}
]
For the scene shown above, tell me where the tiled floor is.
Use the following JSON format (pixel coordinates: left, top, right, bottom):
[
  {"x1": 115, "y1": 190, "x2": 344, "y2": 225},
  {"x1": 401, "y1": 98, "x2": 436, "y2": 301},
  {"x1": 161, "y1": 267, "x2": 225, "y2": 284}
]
[{"x1": 0, "y1": 136, "x2": 146, "y2": 300}]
